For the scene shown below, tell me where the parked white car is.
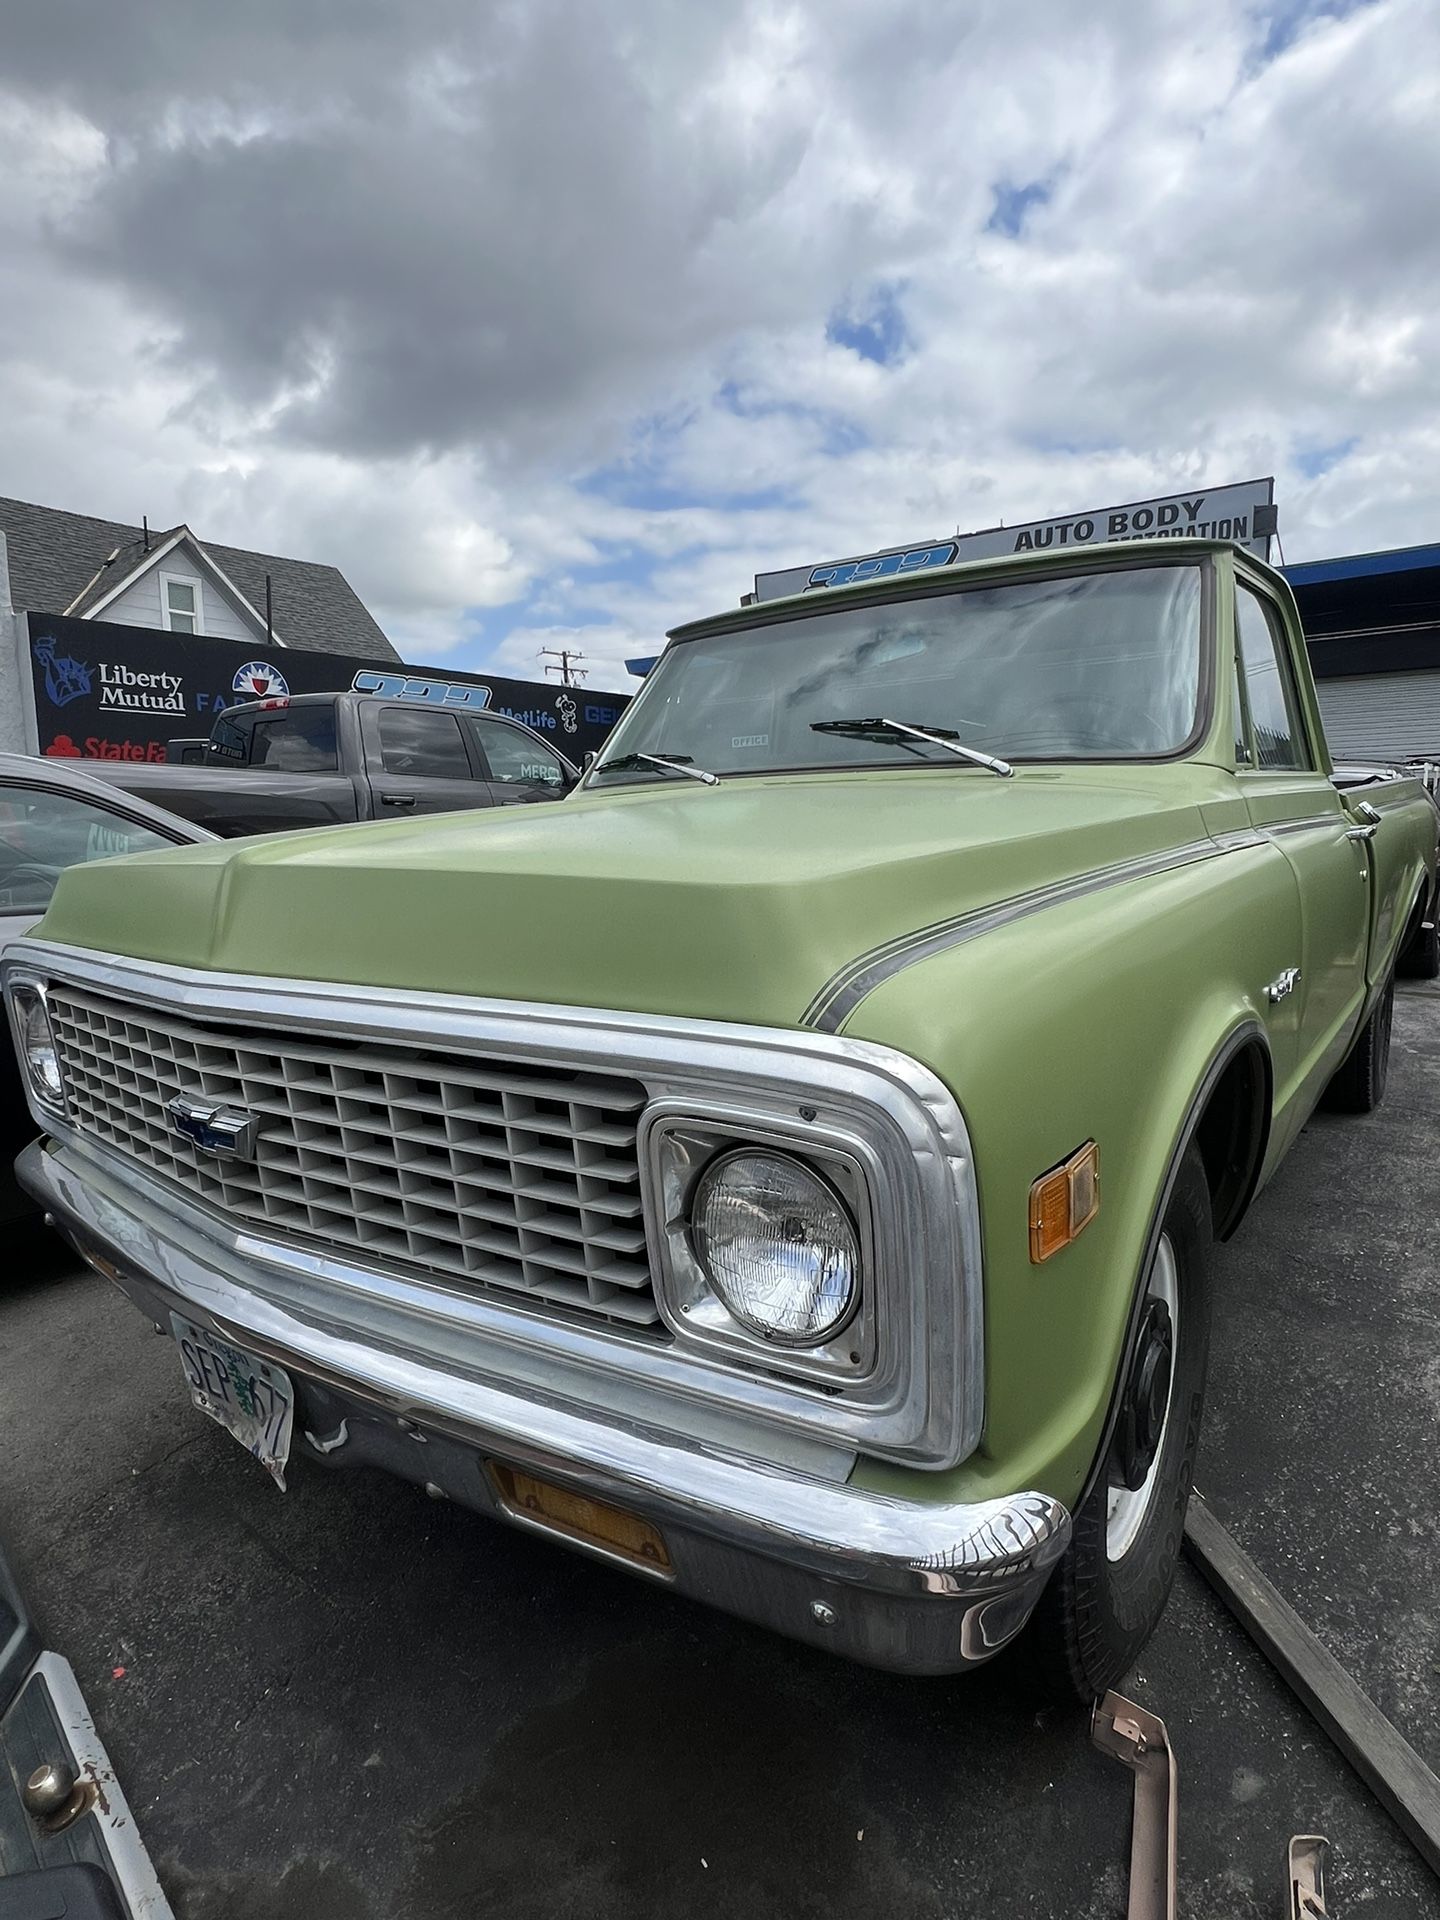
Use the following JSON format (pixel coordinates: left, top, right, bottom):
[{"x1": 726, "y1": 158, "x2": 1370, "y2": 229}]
[{"x1": 0, "y1": 753, "x2": 211, "y2": 1218}]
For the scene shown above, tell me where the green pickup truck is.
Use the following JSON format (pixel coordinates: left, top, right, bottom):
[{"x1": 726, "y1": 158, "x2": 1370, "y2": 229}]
[{"x1": 7, "y1": 538, "x2": 1436, "y2": 1699}]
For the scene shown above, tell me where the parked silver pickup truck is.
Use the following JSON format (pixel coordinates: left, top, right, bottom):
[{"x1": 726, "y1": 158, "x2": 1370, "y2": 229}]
[{"x1": 88, "y1": 690, "x2": 578, "y2": 837}]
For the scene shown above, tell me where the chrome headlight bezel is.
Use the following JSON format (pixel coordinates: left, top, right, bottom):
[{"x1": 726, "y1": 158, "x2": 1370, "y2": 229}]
[
  {"x1": 643, "y1": 1105, "x2": 880, "y2": 1387},
  {"x1": 5, "y1": 974, "x2": 69, "y2": 1120}
]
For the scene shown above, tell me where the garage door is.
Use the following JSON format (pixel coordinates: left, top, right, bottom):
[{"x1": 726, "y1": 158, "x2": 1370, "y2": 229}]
[{"x1": 1315, "y1": 669, "x2": 1440, "y2": 763}]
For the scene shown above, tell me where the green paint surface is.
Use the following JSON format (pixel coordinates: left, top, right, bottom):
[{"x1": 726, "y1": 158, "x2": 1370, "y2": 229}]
[{"x1": 42, "y1": 761, "x2": 1226, "y2": 1026}]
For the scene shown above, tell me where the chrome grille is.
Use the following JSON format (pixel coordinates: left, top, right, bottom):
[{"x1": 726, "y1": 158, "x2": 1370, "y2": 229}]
[{"x1": 48, "y1": 986, "x2": 659, "y2": 1326}]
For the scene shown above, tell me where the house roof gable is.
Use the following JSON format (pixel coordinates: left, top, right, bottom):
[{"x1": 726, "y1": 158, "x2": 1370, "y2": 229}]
[
  {"x1": 69, "y1": 525, "x2": 279, "y2": 639},
  {"x1": 0, "y1": 494, "x2": 400, "y2": 662}
]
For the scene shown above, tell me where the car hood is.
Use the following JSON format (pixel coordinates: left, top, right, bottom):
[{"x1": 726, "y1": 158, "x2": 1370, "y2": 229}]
[{"x1": 32, "y1": 768, "x2": 1220, "y2": 1030}]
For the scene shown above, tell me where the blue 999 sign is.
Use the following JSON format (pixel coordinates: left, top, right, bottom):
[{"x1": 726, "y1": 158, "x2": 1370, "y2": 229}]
[
  {"x1": 352, "y1": 670, "x2": 493, "y2": 709},
  {"x1": 807, "y1": 542, "x2": 959, "y2": 591}
]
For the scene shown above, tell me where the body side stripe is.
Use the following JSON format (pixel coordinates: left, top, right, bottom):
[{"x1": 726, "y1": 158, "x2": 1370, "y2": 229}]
[{"x1": 800, "y1": 833, "x2": 1265, "y2": 1034}]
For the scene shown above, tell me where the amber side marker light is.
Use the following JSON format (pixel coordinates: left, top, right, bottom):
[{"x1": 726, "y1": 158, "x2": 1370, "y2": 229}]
[
  {"x1": 489, "y1": 1463, "x2": 673, "y2": 1576},
  {"x1": 1029, "y1": 1141, "x2": 1100, "y2": 1263}
]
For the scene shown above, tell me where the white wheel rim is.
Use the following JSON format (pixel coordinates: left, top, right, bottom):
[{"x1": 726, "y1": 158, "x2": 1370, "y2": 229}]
[{"x1": 1106, "y1": 1233, "x2": 1179, "y2": 1564}]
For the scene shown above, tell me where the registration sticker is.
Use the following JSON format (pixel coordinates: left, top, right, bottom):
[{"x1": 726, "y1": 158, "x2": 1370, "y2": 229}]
[{"x1": 171, "y1": 1315, "x2": 295, "y2": 1490}]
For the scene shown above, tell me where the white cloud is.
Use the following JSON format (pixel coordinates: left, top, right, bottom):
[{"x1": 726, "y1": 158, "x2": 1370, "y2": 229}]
[{"x1": 0, "y1": 0, "x2": 1436, "y2": 688}]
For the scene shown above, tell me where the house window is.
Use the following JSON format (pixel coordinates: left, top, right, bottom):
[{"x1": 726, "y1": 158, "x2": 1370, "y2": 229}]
[{"x1": 160, "y1": 572, "x2": 204, "y2": 635}]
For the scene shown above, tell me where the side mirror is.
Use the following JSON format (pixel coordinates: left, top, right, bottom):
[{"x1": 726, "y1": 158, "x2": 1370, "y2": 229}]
[{"x1": 581, "y1": 751, "x2": 597, "y2": 776}]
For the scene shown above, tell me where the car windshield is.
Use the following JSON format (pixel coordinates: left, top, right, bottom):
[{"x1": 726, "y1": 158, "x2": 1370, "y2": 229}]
[{"x1": 592, "y1": 563, "x2": 1205, "y2": 780}]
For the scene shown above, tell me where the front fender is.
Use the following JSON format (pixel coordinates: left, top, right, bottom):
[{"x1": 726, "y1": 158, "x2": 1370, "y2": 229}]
[{"x1": 840, "y1": 839, "x2": 1294, "y2": 1513}]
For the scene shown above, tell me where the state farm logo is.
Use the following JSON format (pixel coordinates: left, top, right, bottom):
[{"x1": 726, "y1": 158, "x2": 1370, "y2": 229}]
[
  {"x1": 45, "y1": 734, "x2": 167, "y2": 762},
  {"x1": 233, "y1": 660, "x2": 289, "y2": 698},
  {"x1": 98, "y1": 662, "x2": 185, "y2": 714}
]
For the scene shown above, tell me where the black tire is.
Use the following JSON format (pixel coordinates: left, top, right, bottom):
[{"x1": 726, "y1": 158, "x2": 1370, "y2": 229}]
[
  {"x1": 1398, "y1": 904, "x2": 1439, "y2": 980},
  {"x1": 1321, "y1": 975, "x2": 1394, "y2": 1114},
  {"x1": 1025, "y1": 1145, "x2": 1214, "y2": 1704}
]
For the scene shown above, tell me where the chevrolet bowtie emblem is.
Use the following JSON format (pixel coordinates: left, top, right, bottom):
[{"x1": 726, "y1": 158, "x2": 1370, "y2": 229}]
[{"x1": 167, "y1": 1095, "x2": 259, "y2": 1161}]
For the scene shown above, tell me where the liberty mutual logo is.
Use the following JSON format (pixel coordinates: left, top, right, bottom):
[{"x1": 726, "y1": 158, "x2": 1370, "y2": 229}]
[
  {"x1": 96, "y1": 662, "x2": 185, "y2": 713},
  {"x1": 34, "y1": 636, "x2": 93, "y2": 708}
]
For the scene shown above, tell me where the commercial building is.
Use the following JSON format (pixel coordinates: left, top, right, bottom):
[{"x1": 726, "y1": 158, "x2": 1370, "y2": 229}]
[
  {"x1": 0, "y1": 495, "x2": 628, "y2": 762},
  {"x1": 1284, "y1": 543, "x2": 1440, "y2": 763}
]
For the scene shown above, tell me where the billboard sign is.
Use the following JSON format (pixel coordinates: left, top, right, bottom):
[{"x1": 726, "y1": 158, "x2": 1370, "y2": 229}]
[
  {"x1": 26, "y1": 613, "x2": 630, "y2": 764},
  {"x1": 351, "y1": 670, "x2": 493, "y2": 709},
  {"x1": 753, "y1": 477, "x2": 1277, "y2": 602}
]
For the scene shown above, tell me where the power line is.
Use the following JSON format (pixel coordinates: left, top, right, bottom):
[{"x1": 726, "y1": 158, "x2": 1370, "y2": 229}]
[{"x1": 539, "y1": 647, "x2": 589, "y2": 686}]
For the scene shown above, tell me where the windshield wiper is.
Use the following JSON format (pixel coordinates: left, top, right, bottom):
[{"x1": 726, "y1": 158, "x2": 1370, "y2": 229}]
[
  {"x1": 811, "y1": 717, "x2": 1013, "y2": 778},
  {"x1": 593, "y1": 751, "x2": 721, "y2": 786}
]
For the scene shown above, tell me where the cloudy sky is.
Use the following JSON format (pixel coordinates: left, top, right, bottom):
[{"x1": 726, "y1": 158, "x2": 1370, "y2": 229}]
[{"x1": 2, "y1": 0, "x2": 1436, "y2": 686}]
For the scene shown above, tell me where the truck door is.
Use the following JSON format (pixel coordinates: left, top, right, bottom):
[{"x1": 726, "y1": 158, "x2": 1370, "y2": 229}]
[
  {"x1": 1233, "y1": 578, "x2": 1371, "y2": 1103},
  {"x1": 221, "y1": 702, "x2": 360, "y2": 830},
  {"x1": 360, "y1": 703, "x2": 499, "y2": 817}
]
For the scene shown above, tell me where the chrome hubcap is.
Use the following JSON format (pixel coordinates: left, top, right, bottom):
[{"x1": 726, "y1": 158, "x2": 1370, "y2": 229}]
[{"x1": 1106, "y1": 1234, "x2": 1178, "y2": 1563}]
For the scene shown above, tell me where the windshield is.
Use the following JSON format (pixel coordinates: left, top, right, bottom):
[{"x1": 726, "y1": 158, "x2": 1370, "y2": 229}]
[{"x1": 594, "y1": 563, "x2": 1205, "y2": 781}]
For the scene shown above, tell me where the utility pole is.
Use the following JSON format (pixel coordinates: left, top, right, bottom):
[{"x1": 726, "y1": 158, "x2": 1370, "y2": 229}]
[{"x1": 539, "y1": 647, "x2": 588, "y2": 686}]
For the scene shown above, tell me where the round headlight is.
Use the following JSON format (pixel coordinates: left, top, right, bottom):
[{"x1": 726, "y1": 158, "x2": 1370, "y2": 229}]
[
  {"x1": 690, "y1": 1149, "x2": 859, "y2": 1346},
  {"x1": 12, "y1": 984, "x2": 66, "y2": 1113}
]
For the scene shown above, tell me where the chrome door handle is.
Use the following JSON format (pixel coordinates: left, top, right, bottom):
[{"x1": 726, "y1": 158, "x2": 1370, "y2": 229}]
[{"x1": 1345, "y1": 824, "x2": 1378, "y2": 841}]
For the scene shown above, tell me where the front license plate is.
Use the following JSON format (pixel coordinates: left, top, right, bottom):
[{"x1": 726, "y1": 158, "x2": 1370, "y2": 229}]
[{"x1": 171, "y1": 1315, "x2": 294, "y2": 1489}]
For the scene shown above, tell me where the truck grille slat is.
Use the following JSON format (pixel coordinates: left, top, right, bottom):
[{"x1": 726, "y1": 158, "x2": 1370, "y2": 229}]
[{"x1": 48, "y1": 988, "x2": 662, "y2": 1330}]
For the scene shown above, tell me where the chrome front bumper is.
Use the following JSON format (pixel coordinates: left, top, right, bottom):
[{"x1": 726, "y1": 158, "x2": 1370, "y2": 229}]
[{"x1": 21, "y1": 1138, "x2": 1071, "y2": 1675}]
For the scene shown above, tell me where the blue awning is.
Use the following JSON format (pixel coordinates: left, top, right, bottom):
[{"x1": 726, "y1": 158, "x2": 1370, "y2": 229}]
[{"x1": 1283, "y1": 542, "x2": 1440, "y2": 588}]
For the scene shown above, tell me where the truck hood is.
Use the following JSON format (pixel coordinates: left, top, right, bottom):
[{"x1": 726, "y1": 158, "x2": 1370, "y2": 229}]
[{"x1": 34, "y1": 768, "x2": 1220, "y2": 1030}]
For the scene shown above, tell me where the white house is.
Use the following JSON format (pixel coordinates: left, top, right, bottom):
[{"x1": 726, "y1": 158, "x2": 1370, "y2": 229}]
[
  {"x1": 0, "y1": 494, "x2": 401, "y2": 753},
  {"x1": 0, "y1": 494, "x2": 398, "y2": 660}
]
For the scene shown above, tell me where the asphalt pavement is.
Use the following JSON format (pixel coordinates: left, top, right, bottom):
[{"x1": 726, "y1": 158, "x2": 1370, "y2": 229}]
[{"x1": 2, "y1": 990, "x2": 1437, "y2": 1919}]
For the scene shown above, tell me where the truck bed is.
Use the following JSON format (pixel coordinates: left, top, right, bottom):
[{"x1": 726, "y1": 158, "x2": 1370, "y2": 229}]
[{"x1": 80, "y1": 760, "x2": 364, "y2": 837}]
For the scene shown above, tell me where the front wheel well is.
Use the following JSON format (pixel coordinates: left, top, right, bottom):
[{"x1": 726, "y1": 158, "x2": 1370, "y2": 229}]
[{"x1": 1192, "y1": 1039, "x2": 1271, "y2": 1241}]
